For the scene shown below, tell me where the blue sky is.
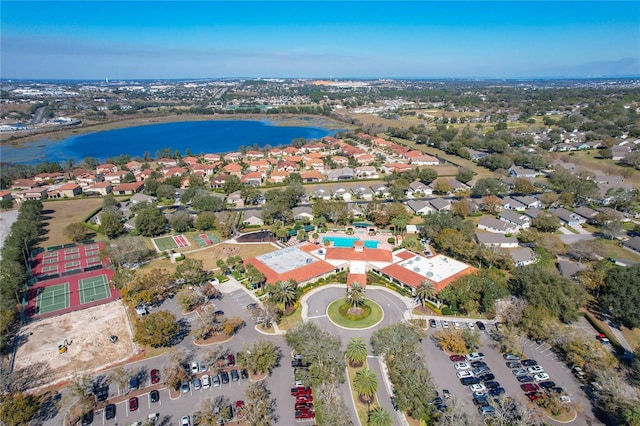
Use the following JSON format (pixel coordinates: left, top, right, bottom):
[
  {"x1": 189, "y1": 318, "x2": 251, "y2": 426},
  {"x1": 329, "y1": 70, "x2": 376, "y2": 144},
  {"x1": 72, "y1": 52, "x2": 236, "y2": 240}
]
[{"x1": 2, "y1": 1, "x2": 639, "y2": 79}]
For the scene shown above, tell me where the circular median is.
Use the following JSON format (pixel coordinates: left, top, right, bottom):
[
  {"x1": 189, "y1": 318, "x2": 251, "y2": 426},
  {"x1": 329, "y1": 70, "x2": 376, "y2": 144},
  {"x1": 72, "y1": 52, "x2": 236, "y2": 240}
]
[{"x1": 326, "y1": 299, "x2": 384, "y2": 329}]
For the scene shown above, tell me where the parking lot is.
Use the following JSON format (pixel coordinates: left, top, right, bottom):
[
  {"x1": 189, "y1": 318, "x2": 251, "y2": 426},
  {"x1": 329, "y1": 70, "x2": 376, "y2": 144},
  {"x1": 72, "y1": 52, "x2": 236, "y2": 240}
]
[{"x1": 420, "y1": 319, "x2": 599, "y2": 424}]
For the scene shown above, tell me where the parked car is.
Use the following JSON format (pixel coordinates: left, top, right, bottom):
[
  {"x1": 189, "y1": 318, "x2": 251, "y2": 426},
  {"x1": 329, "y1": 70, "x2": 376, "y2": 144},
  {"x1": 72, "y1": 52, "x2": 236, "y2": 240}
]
[
  {"x1": 241, "y1": 368, "x2": 249, "y2": 379},
  {"x1": 539, "y1": 381, "x2": 556, "y2": 390},
  {"x1": 442, "y1": 389, "x2": 450, "y2": 399},
  {"x1": 221, "y1": 371, "x2": 230, "y2": 384},
  {"x1": 129, "y1": 377, "x2": 139, "y2": 392},
  {"x1": 454, "y1": 322, "x2": 462, "y2": 329},
  {"x1": 454, "y1": 362, "x2": 470, "y2": 370},
  {"x1": 191, "y1": 362, "x2": 199, "y2": 375},
  {"x1": 129, "y1": 397, "x2": 138, "y2": 412},
  {"x1": 212, "y1": 374, "x2": 220, "y2": 387},
  {"x1": 478, "y1": 405, "x2": 496, "y2": 416},
  {"x1": 466, "y1": 352, "x2": 485, "y2": 361},
  {"x1": 512, "y1": 368, "x2": 528, "y2": 376},
  {"x1": 479, "y1": 373, "x2": 495, "y2": 382},
  {"x1": 231, "y1": 369, "x2": 240, "y2": 382},
  {"x1": 472, "y1": 366, "x2": 491, "y2": 376},
  {"x1": 467, "y1": 322, "x2": 475, "y2": 330},
  {"x1": 193, "y1": 377, "x2": 201, "y2": 390},
  {"x1": 449, "y1": 354, "x2": 466, "y2": 362},
  {"x1": 475, "y1": 321, "x2": 486, "y2": 331},
  {"x1": 291, "y1": 387, "x2": 312, "y2": 396},
  {"x1": 521, "y1": 383, "x2": 540, "y2": 392},
  {"x1": 473, "y1": 396, "x2": 489, "y2": 406},
  {"x1": 486, "y1": 381, "x2": 500, "y2": 391},
  {"x1": 295, "y1": 410, "x2": 315, "y2": 419},
  {"x1": 528, "y1": 365, "x2": 544, "y2": 374},
  {"x1": 527, "y1": 392, "x2": 544, "y2": 401},
  {"x1": 202, "y1": 374, "x2": 210, "y2": 388},
  {"x1": 441, "y1": 320, "x2": 449, "y2": 328},
  {"x1": 429, "y1": 319, "x2": 437, "y2": 328},
  {"x1": 470, "y1": 383, "x2": 487, "y2": 393},
  {"x1": 460, "y1": 377, "x2": 480, "y2": 386},
  {"x1": 503, "y1": 353, "x2": 521, "y2": 361},
  {"x1": 105, "y1": 404, "x2": 116, "y2": 420},
  {"x1": 81, "y1": 411, "x2": 93, "y2": 426},
  {"x1": 150, "y1": 369, "x2": 160, "y2": 384},
  {"x1": 506, "y1": 361, "x2": 522, "y2": 369},
  {"x1": 470, "y1": 361, "x2": 488, "y2": 369},
  {"x1": 181, "y1": 381, "x2": 190, "y2": 393},
  {"x1": 521, "y1": 359, "x2": 538, "y2": 367},
  {"x1": 517, "y1": 375, "x2": 534, "y2": 383},
  {"x1": 489, "y1": 387, "x2": 505, "y2": 397},
  {"x1": 199, "y1": 361, "x2": 207, "y2": 372},
  {"x1": 181, "y1": 416, "x2": 191, "y2": 426},
  {"x1": 456, "y1": 371, "x2": 474, "y2": 379},
  {"x1": 534, "y1": 373, "x2": 550, "y2": 382},
  {"x1": 150, "y1": 390, "x2": 160, "y2": 403},
  {"x1": 227, "y1": 354, "x2": 236, "y2": 366}
]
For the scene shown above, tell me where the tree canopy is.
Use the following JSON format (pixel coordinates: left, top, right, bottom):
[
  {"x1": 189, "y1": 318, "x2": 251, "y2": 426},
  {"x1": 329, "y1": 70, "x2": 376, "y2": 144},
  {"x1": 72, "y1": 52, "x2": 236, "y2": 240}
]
[{"x1": 600, "y1": 264, "x2": 640, "y2": 329}]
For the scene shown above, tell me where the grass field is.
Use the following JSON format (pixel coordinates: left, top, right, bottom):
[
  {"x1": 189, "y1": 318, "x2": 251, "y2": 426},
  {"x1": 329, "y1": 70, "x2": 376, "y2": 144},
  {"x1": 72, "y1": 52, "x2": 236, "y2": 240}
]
[
  {"x1": 327, "y1": 299, "x2": 384, "y2": 329},
  {"x1": 39, "y1": 198, "x2": 105, "y2": 248},
  {"x1": 550, "y1": 150, "x2": 640, "y2": 187}
]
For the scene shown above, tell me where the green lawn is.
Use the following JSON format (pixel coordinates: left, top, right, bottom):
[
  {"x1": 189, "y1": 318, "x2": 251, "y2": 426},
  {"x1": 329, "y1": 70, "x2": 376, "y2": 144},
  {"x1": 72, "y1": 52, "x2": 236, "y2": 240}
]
[{"x1": 327, "y1": 299, "x2": 384, "y2": 329}]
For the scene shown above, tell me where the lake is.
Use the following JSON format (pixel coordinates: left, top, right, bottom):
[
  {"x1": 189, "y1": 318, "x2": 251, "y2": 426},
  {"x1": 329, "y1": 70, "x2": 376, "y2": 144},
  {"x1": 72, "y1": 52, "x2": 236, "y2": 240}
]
[{"x1": 0, "y1": 119, "x2": 336, "y2": 164}]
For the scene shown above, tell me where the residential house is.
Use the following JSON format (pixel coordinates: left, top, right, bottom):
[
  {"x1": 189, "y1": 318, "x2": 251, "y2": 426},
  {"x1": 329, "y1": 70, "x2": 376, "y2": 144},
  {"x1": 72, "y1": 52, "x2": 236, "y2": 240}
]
[
  {"x1": 513, "y1": 195, "x2": 540, "y2": 209},
  {"x1": 550, "y1": 208, "x2": 585, "y2": 227},
  {"x1": 326, "y1": 167, "x2": 355, "y2": 181},
  {"x1": 475, "y1": 232, "x2": 519, "y2": 248},
  {"x1": 223, "y1": 163, "x2": 243, "y2": 176},
  {"x1": 332, "y1": 186, "x2": 352, "y2": 201},
  {"x1": 248, "y1": 160, "x2": 271, "y2": 174},
  {"x1": 157, "y1": 158, "x2": 178, "y2": 168},
  {"x1": 406, "y1": 200, "x2": 434, "y2": 215},
  {"x1": 112, "y1": 181, "x2": 145, "y2": 195},
  {"x1": 354, "y1": 153, "x2": 375, "y2": 165},
  {"x1": 467, "y1": 149, "x2": 488, "y2": 162},
  {"x1": 14, "y1": 188, "x2": 48, "y2": 203},
  {"x1": 332, "y1": 156, "x2": 349, "y2": 167},
  {"x1": 501, "y1": 196, "x2": 526, "y2": 211},
  {"x1": 573, "y1": 206, "x2": 598, "y2": 223},
  {"x1": 181, "y1": 156, "x2": 199, "y2": 166},
  {"x1": 277, "y1": 160, "x2": 299, "y2": 172},
  {"x1": 499, "y1": 210, "x2": 531, "y2": 230},
  {"x1": 130, "y1": 193, "x2": 156, "y2": 204},
  {"x1": 53, "y1": 183, "x2": 82, "y2": 198},
  {"x1": 477, "y1": 217, "x2": 519, "y2": 234},
  {"x1": 407, "y1": 180, "x2": 433, "y2": 197},
  {"x1": 522, "y1": 207, "x2": 544, "y2": 220},
  {"x1": 429, "y1": 198, "x2": 451, "y2": 212},
  {"x1": 134, "y1": 169, "x2": 152, "y2": 182},
  {"x1": 103, "y1": 171, "x2": 130, "y2": 184},
  {"x1": 224, "y1": 152, "x2": 242, "y2": 162},
  {"x1": 304, "y1": 158, "x2": 324, "y2": 171},
  {"x1": 300, "y1": 171, "x2": 323, "y2": 183},
  {"x1": 509, "y1": 247, "x2": 537, "y2": 267},
  {"x1": 611, "y1": 145, "x2": 632, "y2": 161},
  {"x1": 354, "y1": 166, "x2": 378, "y2": 179},
  {"x1": 557, "y1": 260, "x2": 586, "y2": 280},
  {"x1": 508, "y1": 166, "x2": 540, "y2": 178},
  {"x1": 242, "y1": 209, "x2": 264, "y2": 226},
  {"x1": 370, "y1": 184, "x2": 390, "y2": 198},
  {"x1": 268, "y1": 170, "x2": 290, "y2": 184},
  {"x1": 189, "y1": 164, "x2": 216, "y2": 176},
  {"x1": 311, "y1": 187, "x2": 332, "y2": 200},
  {"x1": 241, "y1": 172, "x2": 263, "y2": 186},
  {"x1": 203, "y1": 153, "x2": 221, "y2": 162},
  {"x1": 0, "y1": 191, "x2": 12, "y2": 202},
  {"x1": 125, "y1": 161, "x2": 142, "y2": 172},
  {"x1": 163, "y1": 167, "x2": 187, "y2": 178},
  {"x1": 96, "y1": 163, "x2": 118, "y2": 174},
  {"x1": 34, "y1": 172, "x2": 65, "y2": 183},
  {"x1": 226, "y1": 191, "x2": 244, "y2": 207},
  {"x1": 448, "y1": 179, "x2": 470, "y2": 193},
  {"x1": 410, "y1": 154, "x2": 440, "y2": 166},
  {"x1": 210, "y1": 175, "x2": 229, "y2": 189},
  {"x1": 292, "y1": 206, "x2": 314, "y2": 222}
]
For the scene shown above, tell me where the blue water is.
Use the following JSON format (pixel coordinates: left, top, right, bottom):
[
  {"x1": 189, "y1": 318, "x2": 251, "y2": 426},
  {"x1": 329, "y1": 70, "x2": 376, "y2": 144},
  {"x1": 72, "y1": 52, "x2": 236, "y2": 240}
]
[
  {"x1": 322, "y1": 236, "x2": 379, "y2": 249},
  {"x1": 1, "y1": 119, "x2": 336, "y2": 164}
]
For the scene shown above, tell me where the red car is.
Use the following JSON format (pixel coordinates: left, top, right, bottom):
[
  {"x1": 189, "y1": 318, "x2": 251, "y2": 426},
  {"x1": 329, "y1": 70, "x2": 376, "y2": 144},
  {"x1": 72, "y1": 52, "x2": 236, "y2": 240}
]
[
  {"x1": 295, "y1": 402, "x2": 314, "y2": 411},
  {"x1": 296, "y1": 395, "x2": 313, "y2": 403},
  {"x1": 449, "y1": 354, "x2": 466, "y2": 362},
  {"x1": 150, "y1": 369, "x2": 160, "y2": 384},
  {"x1": 521, "y1": 383, "x2": 540, "y2": 393},
  {"x1": 291, "y1": 386, "x2": 312, "y2": 396},
  {"x1": 234, "y1": 400, "x2": 244, "y2": 417},
  {"x1": 227, "y1": 354, "x2": 236, "y2": 367},
  {"x1": 129, "y1": 397, "x2": 138, "y2": 412},
  {"x1": 295, "y1": 410, "x2": 316, "y2": 419},
  {"x1": 526, "y1": 392, "x2": 544, "y2": 401}
]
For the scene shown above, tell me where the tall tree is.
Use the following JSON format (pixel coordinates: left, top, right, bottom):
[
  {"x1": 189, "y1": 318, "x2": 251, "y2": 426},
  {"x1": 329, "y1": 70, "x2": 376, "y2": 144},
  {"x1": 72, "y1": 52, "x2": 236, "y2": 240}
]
[
  {"x1": 414, "y1": 280, "x2": 436, "y2": 307},
  {"x1": 346, "y1": 337, "x2": 368, "y2": 367},
  {"x1": 135, "y1": 206, "x2": 166, "y2": 237},
  {"x1": 368, "y1": 406, "x2": 393, "y2": 426},
  {"x1": 353, "y1": 368, "x2": 378, "y2": 413},
  {"x1": 346, "y1": 283, "x2": 366, "y2": 308},
  {"x1": 243, "y1": 381, "x2": 278, "y2": 426},
  {"x1": 134, "y1": 311, "x2": 180, "y2": 347},
  {"x1": 268, "y1": 280, "x2": 297, "y2": 311}
]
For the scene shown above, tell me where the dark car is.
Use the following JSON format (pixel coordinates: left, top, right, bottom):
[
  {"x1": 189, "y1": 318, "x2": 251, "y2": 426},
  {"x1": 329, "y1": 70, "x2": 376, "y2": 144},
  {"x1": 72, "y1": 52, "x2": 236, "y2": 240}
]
[
  {"x1": 442, "y1": 389, "x2": 451, "y2": 399},
  {"x1": 485, "y1": 381, "x2": 501, "y2": 390},
  {"x1": 241, "y1": 368, "x2": 249, "y2": 379},
  {"x1": 129, "y1": 397, "x2": 138, "y2": 412},
  {"x1": 150, "y1": 369, "x2": 160, "y2": 384},
  {"x1": 521, "y1": 359, "x2": 538, "y2": 367},
  {"x1": 503, "y1": 353, "x2": 521, "y2": 361},
  {"x1": 227, "y1": 354, "x2": 236, "y2": 367},
  {"x1": 490, "y1": 387, "x2": 505, "y2": 397},
  {"x1": 129, "y1": 377, "x2": 139, "y2": 392},
  {"x1": 295, "y1": 410, "x2": 315, "y2": 419},
  {"x1": 479, "y1": 373, "x2": 495, "y2": 383},
  {"x1": 517, "y1": 375, "x2": 534, "y2": 383},
  {"x1": 221, "y1": 371, "x2": 230, "y2": 384},
  {"x1": 475, "y1": 321, "x2": 486, "y2": 331},
  {"x1": 449, "y1": 354, "x2": 465, "y2": 362},
  {"x1": 539, "y1": 381, "x2": 556, "y2": 390},
  {"x1": 460, "y1": 377, "x2": 480, "y2": 386},
  {"x1": 81, "y1": 411, "x2": 93, "y2": 426},
  {"x1": 230, "y1": 369, "x2": 240, "y2": 382},
  {"x1": 506, "y1": 361, "x2": 522, "y2": 369},
  {"x1": 470, "y1": 361, "x2": 488, "y2": 369},
  {"x1": 429, "y1": 319, "x2": 437, "y2": 328},
  {"x1": 94, "y1": 386, "x2": 108, "y2": 402},
  {"x1": 150, "y1": 390, "x2": 160, "y2": 403},
  {"x1": 105, "y1": 404, "x2": 116, "y2": 420}
]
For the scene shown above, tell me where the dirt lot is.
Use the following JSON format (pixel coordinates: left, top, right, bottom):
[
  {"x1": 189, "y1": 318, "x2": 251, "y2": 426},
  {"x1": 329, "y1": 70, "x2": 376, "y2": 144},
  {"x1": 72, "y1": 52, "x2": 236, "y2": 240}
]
[
  {"x1": 13, "y1": 301, "x2": 134, "y2": 389},
  {"x1": 39, "y1": 198, "x2": 104, "y2": 248}
]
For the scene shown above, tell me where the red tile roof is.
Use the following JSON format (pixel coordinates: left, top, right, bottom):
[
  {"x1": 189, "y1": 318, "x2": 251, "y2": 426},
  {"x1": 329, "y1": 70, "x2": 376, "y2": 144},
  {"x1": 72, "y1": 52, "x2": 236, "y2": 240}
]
[
  {"x1": 380, "y1": 262, "x2": 476, "y2": 292},
  {"x1": 347, "y1": 273, "x2": 367, "y2": 287},
  {"x1": 325, "y1": 247, "x2": 393, "y2": 262}
]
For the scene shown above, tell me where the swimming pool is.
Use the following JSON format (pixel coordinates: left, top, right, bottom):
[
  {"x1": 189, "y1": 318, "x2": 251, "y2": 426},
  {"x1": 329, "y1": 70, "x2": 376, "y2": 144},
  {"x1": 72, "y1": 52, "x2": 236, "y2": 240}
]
[{"x1": 322, "y1": 236, "x2": 379, "y2": 249}]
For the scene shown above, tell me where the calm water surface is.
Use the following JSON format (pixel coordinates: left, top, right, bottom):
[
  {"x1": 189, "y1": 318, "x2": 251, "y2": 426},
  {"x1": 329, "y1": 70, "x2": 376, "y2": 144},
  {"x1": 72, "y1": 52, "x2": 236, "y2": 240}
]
[{"x1": 1, "y1": 119, "x2": 336, "y2": 164}]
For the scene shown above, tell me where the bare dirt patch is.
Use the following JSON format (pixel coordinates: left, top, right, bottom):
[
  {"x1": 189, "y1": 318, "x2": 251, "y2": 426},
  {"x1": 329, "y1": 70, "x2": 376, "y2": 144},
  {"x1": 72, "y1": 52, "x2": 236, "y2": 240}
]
[
  {"x1": 39, "y1": 198, "x2": 105, "y2": 248},
  {"x1": 14, "y1": 300, "x2": 134, "y2": 388}
]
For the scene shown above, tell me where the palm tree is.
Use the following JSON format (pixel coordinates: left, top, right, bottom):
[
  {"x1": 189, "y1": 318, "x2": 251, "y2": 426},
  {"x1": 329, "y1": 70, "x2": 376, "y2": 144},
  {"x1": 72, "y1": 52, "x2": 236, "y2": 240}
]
[
  {"x1": 345, "y1": 336, "x2": 368, "y2": 367},
  {"x1": 367, "y1": 406, "x2": 393, "y2": 426},
  {"x1": 269, "y1": 280, "x2": 297, "y2": 311},
  {"x1": 353, "y1": 368, "x2": 378, "y2": 413},
  {"x1": 346, "y1": 283, "x2": 366, "y2": 308},
  {"x1": 415, "y1": 280, "x2": 436, "y2": 308}
]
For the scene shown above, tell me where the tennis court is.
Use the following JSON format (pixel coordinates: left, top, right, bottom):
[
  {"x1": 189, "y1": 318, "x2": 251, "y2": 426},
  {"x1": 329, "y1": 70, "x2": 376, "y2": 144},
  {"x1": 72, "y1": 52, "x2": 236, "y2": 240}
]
[
  {"x1": 193, "y1": 232, "x2": 221, "y2": 247},
  {"x1": 79, "y1": 275, "x2": 112, "y2": 304},
  {"x1": 37, "y1": 282, "x2": 69, "y2": 315},
  {"x1": 152, "y1": 234, "x2": 190, "y2": 252}
]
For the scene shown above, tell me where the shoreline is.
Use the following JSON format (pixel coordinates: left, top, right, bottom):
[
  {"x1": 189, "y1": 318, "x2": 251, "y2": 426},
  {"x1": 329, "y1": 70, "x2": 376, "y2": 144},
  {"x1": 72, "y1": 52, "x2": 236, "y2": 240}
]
[{"x1": 0, "y1": 113, "x2": 348, "y2": 148}]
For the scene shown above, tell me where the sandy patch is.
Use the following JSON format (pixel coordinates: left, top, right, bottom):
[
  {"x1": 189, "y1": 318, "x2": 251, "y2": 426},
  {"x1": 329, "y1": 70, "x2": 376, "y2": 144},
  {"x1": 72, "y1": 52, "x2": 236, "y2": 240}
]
[{"x1": 14, "y1": 300, "x2": 134, "y2": 389}]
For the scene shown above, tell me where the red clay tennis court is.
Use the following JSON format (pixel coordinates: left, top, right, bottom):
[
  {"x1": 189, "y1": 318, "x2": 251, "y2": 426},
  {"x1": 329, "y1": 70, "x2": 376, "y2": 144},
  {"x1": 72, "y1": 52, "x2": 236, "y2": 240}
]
[
  {"x1": 24, "y1": 269, "x2": 118, "y2": 319},
  {"x1": 30, "y1": 242, "x2": 110, "y2": 279}
]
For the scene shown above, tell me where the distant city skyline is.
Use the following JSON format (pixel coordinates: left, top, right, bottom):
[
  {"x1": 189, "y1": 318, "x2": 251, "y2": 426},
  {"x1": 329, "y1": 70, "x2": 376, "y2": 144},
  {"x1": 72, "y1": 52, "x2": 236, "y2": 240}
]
[{"x1": 2, "y1": 1, "x2": 639, "y2": 79}]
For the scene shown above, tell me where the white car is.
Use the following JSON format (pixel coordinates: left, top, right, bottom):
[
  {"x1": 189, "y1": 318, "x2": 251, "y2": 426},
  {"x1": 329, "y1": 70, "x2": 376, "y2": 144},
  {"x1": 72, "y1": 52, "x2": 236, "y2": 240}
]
[
  {"x1": 528, "y1": 365, "x2": 544, "y2": 374},
  {"x1": 467, "y1": 322, "x2": 475, "y2": 330},
  {"x1": 456, "y1": 371, "x2": 474, "y2": 379},
  {"x1": 191, "y1": 362, "x2": 199, "y2": 375},
  {"x1": 454, "y1": 322, "x2": 461, "y2": 329},
  {"x1": 560, "y1": 395, "x2": 571, "y2": 403},
  {"x1": 469, "y1": 383, "x2": 487, "y2": 392},
  {"x1": 441, "y1": 320, "x2": 449, "y2": 329},
  {"x1": 534, "y1": 373, "x2": 550, "y2": 382},
  {"x1": 466, "y1": 352, "x2": 485, "y2": 362},
  {"x1": 181, "y1": 416, "x2": 191, "y2": 426},
  {"x1": 201, "y1": 374, "x2": 210, "y2": 389},
  {"x1": 454, "y1": 362, "x2": 470, "y2": 370}
]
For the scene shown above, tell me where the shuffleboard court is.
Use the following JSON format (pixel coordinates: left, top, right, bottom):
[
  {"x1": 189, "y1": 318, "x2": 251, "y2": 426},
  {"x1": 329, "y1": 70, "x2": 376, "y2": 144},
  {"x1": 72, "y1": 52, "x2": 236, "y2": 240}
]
[
  {"x1": 37, "y1": 282, "x2": 69, "y2": 315},
  {"x1": 79, "y1": 275, "x2": 111, "y2": 305}
]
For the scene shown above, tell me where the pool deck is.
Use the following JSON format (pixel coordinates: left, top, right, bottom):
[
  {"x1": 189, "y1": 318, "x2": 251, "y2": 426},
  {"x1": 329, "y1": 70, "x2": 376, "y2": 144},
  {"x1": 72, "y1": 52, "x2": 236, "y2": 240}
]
[{"x1": 317, "y1": 229, "x2": 395, "y2": 251}]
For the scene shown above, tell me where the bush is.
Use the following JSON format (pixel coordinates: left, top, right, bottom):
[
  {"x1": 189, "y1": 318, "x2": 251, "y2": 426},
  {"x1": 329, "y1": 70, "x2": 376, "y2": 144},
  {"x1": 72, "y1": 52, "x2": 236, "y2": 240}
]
[
  {"x1": 387, "y1": 237, "x2": 395, "y2": 244},
  {"x1": 441, "y1": 306, "x2": 454, "y2": 315},
  {"x1": 338, "y1": 302, "x2": 372, "y2": 321}
]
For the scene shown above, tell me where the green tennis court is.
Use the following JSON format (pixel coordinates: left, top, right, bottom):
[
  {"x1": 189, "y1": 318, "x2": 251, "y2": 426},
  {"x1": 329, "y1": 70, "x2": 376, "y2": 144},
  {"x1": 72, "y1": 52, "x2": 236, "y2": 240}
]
[
  {"x1": 79, "y1": 275, "x2": 111, "y2": 304},
  {"x1": 37, "y1": 283, "x2": 69, "y2": 314},
  {"x1": 153, "y1": 235, "x2": 179, "y2": 251}
]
